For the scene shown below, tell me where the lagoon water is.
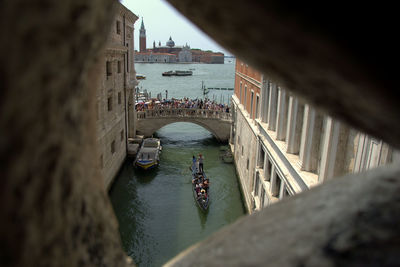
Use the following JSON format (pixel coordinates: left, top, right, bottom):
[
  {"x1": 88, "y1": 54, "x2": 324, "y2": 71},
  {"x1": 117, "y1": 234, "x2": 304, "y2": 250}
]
[
  {"x1": 109, "y1": 60, "x2": 245, "y2": 267},
  {"x1": 134, "y1": 60, "x2": 235, "y2": 103}
]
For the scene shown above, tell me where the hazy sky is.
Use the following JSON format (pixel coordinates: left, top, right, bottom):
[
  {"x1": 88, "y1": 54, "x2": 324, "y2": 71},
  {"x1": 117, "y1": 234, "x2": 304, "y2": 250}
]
[{"x1": 121, "y1": 0, "x2": 230, "y2": 55}]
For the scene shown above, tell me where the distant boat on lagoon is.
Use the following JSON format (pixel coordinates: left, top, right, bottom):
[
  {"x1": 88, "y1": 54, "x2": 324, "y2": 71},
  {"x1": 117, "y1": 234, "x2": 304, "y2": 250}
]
[
  {"x1": 162, "y1": 70, "x2": 193, "y2": 76},
  {"x1": 136, "y1": 74, "x2": 146, "y2": 80}
]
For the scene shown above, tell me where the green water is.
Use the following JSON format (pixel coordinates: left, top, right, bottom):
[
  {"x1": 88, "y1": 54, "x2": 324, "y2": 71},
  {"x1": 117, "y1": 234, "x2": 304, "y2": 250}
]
[
  {"x1": 109, "y1": 123, "x2": 245, "y2": 267},
  {"x1": 109, "y1": 60, "x2": 244, "y2": 267}
]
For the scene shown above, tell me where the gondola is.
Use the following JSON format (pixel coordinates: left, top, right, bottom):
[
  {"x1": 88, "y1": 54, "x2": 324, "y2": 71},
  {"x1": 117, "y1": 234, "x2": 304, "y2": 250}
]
[{"x1": 191, "y1": 164, "x2": 210, "y2": 211}]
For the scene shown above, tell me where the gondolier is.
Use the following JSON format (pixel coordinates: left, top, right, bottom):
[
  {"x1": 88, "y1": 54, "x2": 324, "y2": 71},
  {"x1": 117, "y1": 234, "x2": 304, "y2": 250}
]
[{"x1": 198, "y1": 154, "x2": 204, "y2": 173}]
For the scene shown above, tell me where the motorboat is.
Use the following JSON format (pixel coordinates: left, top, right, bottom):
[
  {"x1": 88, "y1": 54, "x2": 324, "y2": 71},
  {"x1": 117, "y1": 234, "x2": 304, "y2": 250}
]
[
  {"x1": 134, "y1": 138, "x2": 162, "y2": 170},
  {"x1": 136, "y1": 74, "x2": 146, "y2": 80},
  {"x1": 162, "y1": 71, "x2": 175, "y2": 76}
]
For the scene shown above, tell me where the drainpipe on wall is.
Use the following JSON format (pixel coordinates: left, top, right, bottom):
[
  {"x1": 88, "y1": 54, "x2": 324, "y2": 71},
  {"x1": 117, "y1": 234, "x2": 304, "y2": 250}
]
[{"x1": 122, "y1": 14, "x2": 129, "y2": 154}]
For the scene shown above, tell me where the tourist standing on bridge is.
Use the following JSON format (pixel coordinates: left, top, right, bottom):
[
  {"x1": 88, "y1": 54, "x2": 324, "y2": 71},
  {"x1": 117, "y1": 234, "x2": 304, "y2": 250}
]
[{"x1": 198, "y1": 154, "x2": 204, "y2": 173}]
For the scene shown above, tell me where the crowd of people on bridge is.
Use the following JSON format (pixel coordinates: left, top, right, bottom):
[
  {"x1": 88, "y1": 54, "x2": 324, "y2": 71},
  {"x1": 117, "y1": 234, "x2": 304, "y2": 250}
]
[{"x1": 135, "y1": 97, "x2": 230, "y2": 113}]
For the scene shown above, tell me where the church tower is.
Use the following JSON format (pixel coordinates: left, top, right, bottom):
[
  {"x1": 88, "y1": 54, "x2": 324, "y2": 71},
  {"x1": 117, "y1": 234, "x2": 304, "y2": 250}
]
[{"x1": 139, "y1": 18, "x2": 146, "y2": 52}]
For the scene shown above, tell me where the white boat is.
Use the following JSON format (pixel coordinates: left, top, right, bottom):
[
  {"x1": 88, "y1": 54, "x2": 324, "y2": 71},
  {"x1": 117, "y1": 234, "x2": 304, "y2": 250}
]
[{"x1": 134, "y1": 138, "x2": 162, "y2": 170}]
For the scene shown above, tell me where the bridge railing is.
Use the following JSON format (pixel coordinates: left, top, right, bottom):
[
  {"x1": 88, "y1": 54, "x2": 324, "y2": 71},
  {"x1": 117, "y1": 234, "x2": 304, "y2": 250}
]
[{"x1": 137, "y1": 108, "x2": 232, "y2": 121}]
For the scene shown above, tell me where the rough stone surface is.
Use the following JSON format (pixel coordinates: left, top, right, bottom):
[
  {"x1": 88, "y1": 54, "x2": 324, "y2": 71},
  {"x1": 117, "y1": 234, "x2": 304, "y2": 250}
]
[
  {"x1": 165, "y1": 165, "x2": 400, "y2": 266},
  {"x1": 1, "y1": 0, "x2": 400, "y2": 266},
  {"x1": 0, "y1": 0, "x2": 133, "y2": 266},
  {"x1": 166, "y1": 0, "x2": 400, "y2": 151}
]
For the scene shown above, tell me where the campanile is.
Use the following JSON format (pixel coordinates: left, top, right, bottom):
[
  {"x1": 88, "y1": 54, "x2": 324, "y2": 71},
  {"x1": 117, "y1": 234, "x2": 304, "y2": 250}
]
[{"x1": 139, "y1": 18, "x2": 146, "y2": 52}]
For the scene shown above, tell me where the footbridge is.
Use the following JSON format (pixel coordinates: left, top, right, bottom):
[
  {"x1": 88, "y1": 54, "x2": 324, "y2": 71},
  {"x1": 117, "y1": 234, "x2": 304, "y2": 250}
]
[{"x1": 136, "y1": 108, "x2": 232, "y2": 142}]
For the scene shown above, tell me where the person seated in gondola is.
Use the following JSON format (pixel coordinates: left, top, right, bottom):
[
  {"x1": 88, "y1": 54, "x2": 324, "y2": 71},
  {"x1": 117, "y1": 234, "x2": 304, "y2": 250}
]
[
  {"x1": 200, "y1": 189, "x2": 207, "y2": 198},
  {"x1": 203, "y1": 179, "x2": 209, "y2": 189}
]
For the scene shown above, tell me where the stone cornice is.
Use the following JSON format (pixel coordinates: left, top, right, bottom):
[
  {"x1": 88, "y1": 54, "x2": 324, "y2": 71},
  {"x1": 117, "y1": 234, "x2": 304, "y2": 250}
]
[
  {"x1": 116, "y1": 2, "x2": 138, "y2": 23},
  {"x1": 236, "y1": 72, "x2": 262, "y2": 88}
]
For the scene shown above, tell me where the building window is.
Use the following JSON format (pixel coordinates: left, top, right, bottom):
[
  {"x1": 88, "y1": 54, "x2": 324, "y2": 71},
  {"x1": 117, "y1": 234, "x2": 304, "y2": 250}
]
[
  {"x1": 254, "y1": 172, "x2": 260, "y2": 196},
  {"x1": 116, "y1": 20, "x2": 121, "y2": 34},
  {"x1": 239, "y1": 82, "x2": 242, "y2": 102},
  {"x1": 258, "y1": 147, "x2": 265, "y2": 169},
  {"x1": 111, "y1": 140, "x2": 116, "y2": 154},
  {"x1": 250, "y1": 91, "x2": 254, "y2": 118},
  {"x1": 117, "y1": 61, "x2": 121, "y2": 73},
  {"x1": 118, "y1": 92, "x2": 121, "y2": 104},
  {"x1": 244, "y1": 86, "x2": 247, "y2": 110},
  {"x1": 241, "y1": 145, "x2": 244, "y2": 156},
  {"x1": 265, "y1": 159, "x2": 272, "y2": 181},
  {"x1": 247, "y1": 158, "x2": 249, "y2": 170},
  {"x1": 107, "y1": 96, "x2": 112, "y2": 111},
  {"x1": 106, "y1": 61, "x2": 112, "y2": 77},
  {"x1": 120, "y1": 130, "x2": 124, "y2": 141},
  {"x1": 256, "y1": 95, "x2": 260, "y2": 119},
  {"x1": 272, "y1": 175, "x2": 282, "y2": 197},
  {"x1": 260, "y1": 188, "x2": 266, "y2": 208},
  {"x1": 100, "y1": 154, "x2": 103, "y2": 169}
]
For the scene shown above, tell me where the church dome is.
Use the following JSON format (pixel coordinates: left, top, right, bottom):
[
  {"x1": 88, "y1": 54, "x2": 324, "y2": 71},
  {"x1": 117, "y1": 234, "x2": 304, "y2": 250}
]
[{"x1": 166, "y1": 36, "x2": 175, "y2": 47}]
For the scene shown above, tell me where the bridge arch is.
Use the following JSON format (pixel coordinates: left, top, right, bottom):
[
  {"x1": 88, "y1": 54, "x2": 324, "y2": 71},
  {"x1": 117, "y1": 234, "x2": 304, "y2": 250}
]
[{"x1": 136, "y1": 109, "x2": 232, "y2": 142}]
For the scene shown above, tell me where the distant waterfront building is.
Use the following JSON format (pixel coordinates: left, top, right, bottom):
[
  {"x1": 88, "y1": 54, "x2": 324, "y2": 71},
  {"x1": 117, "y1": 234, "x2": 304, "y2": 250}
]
[
  {"x1": 134, "y1": 52, "x2": 177, "y2": 63},
  {"x1": 96, "y1": 3, "x2": 138, "y2": 189},
  {"x1": 178, "y1": 44, "x2": 192, "y2": 63},
  {"x1": 134, "y1": 20, "x2": 224, "y2": 63},
  {"x1": 231, "y1": 59, "x2": 396, "y2": 213}
]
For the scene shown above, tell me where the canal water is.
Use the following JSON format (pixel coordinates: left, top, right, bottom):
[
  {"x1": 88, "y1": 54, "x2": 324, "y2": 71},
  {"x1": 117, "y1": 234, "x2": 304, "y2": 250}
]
[{"x1": 109, "y1": 60, "x2": 245, "y2": 267}]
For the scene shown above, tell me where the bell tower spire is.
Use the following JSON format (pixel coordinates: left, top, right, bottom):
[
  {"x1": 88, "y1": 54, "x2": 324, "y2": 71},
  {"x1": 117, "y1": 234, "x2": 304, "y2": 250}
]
[{"x1": 139, "y1": 17, "x2": 146, "y2": 52}]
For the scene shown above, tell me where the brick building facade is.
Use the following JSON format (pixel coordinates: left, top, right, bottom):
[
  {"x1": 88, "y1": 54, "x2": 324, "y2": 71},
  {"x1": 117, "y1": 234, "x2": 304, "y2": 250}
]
[{"x1": 231, "y1": 59, "x2": 396, "y2": 213}]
